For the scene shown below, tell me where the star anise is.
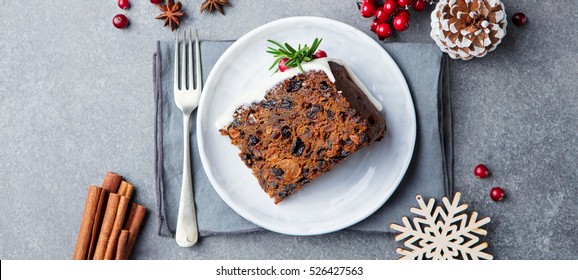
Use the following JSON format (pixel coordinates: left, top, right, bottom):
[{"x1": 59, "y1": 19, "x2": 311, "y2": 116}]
[
  {"x1": 200, "y1": 0, "x2": 231, "y2": 15},
  {"x1": 155, "y1": 0, "x2": 185, "y2": 31}
]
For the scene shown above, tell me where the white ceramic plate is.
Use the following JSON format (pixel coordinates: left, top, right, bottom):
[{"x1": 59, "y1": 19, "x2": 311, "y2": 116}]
[{"x1": 197, "y1": 17, "x2": 416, "y2": 235}]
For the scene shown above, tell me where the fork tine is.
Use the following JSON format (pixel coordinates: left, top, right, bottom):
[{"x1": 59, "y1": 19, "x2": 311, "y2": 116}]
[
  {"x1": 174, "y1": 32, "x2": 180, "y2": 90},
  {"x1": 195, "y1": 30, "x2": 202, "y2": 91},
  {"x1": 188, "y1": 30, "x2": 194, "y2": 91},
  {"x1": 181, "y1": 31, "x2": 188, "y2": 90}
]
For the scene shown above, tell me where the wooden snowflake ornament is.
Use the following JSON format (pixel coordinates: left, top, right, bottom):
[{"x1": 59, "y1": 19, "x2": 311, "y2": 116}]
[{"x1": 390, "y1": 192, "x2": 492, "y2": 260}]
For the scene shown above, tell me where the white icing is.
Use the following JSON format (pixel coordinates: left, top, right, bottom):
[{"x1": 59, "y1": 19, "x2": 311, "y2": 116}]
[{"x1": 215, "y1": 58, "x2": 382, "y2": 129}]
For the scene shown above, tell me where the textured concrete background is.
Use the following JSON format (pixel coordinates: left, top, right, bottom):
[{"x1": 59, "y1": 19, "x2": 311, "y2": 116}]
[{"x1": 0, "y1": 0, "x2": 576, "y2": 259}]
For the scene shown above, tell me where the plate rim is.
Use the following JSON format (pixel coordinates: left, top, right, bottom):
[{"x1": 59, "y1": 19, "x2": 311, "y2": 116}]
[{"x1": 197, "y1": 16, "x2": 417, "y2": 235}]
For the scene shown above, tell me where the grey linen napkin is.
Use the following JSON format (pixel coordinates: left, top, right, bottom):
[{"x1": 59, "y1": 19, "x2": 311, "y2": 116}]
[{"x1": 153, "y1": 40, "x2": 451, "y2": 236}]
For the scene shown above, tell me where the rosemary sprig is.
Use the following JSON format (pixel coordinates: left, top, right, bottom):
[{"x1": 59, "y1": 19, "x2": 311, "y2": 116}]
[{"x1": 267, "y1": 38, "x2": 323, "y2": 73}]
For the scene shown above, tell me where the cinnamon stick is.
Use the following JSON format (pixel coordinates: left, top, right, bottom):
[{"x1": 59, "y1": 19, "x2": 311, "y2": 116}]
[
  {"x1": 86, "y1": 172, "x2": 122, "y2": 259},
  {"x1": 123, "y1": 203, "x2": 147, "y2": 259},
  {"x1": 73, "y1": 186, "x2": 102, "y2": 260},
  {"x1": 73, "y1": 172, "x2": 147, "y2": 260},
  {"x1": 93, "y1": 193, "x2": 121, "y2": 260},
  {"x1": 116, "y1": 230, "x2": 130, "y2": 260},
  {"x1": 103, "y1": 195, "x2": 130, "y2": 260},
  {"x1": 118, "y1": 180, "x2": 134, "y2": 199},
  {"x1": 87, "y1": 188, "x2": 108, "y2": 259},
  {"x1": 102, "y1": 172, "x2": 122, "y2": 193}
]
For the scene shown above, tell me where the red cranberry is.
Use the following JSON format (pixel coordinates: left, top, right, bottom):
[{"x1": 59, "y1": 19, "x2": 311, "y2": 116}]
[
  {"x1": 374, "y1": 7, "x2": 390, "y2": 23},
  {"x1": 411, "y1": 0, "x2": 427, "y2": 12},
  {"x1": 150, "y1": 0, "x2": 163, "y2": 4},
  {"x1": 397, "y1": 0, "x2": 411, "y2": 8},
  {"x1": 362, "y1": 0, "x2": 376, "y2": 4},
  {"x1": 393, "y1": 14, "x2": 410, "y2": 31},
  {"x1": 118, "y1": 0, "x2": 130, "y2": 9},
  {"x1": 512, "y1": 12, "x2": 527, "y2": 26},
  {"x1": 376, "y1": 23, "x2": 393, "y2": 40},
  {"x1": 313, "y1": 50, "x2": 327, "y2": 59},
  {"x1": 474, "y1": 164, "x2": 490, "y2": 179},
  {"x1": 361, "y1": 3, "x2": 377, "y2": 18},
  {"x1": 370, "y1": 19, "x2": 379, "y2": 32},
  {"x1": 383, "y1": 0, "x2": 399, "y2": 15},
  {"x1": 278, "y1": 58, "x2": 289, "y2": 72},
  {"x1": 490, "y1": 187, "x2": 505, "y2": 201},
  {"x1": 397, "y1": 9, "x2": 411, "y2": 19},
  {"x1": 112, "y1": 14, "x2": 129, "y2": 29}
]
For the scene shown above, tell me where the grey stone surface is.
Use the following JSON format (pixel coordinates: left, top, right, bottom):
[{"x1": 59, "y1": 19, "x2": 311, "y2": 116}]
[{"x1": 0, "y1": 0, "x2": 576, "y2": 260}]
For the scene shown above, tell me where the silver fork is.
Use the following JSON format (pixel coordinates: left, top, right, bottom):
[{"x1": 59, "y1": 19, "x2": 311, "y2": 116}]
[{"x1": 173, "y1": 30, "x2": 201, "y2": 247}]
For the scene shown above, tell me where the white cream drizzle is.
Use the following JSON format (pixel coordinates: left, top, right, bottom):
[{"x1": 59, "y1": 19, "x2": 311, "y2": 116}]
[{"x1": 215, "y1": 58, "x2": 382, "y2": 129}]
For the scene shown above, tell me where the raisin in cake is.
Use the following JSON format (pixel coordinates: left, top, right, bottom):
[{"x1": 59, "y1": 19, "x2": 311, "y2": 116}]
[{"x1": 219, "y1": 58, "x2": 386, "y2": 204}]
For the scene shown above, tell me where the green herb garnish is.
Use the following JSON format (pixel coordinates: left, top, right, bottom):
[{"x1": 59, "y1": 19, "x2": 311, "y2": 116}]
[{"x1": 267, "y1": 38, "x2": 323, "y2": 73}]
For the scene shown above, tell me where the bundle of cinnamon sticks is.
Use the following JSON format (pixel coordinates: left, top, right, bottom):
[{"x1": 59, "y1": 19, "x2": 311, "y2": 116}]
[{"x1": 73, "y1": 172, "x2": 147, "y2": 260}]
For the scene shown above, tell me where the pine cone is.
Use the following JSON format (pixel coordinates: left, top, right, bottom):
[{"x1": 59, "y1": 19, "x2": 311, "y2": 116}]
[{"x1": 430, "y1": 0, "x2": 507, "y2": 60}]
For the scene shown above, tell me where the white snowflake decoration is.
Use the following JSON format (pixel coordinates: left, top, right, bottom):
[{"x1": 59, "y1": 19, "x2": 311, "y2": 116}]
[{"x1": 390, "y1": 192, "x2": 492, "y2": 260}]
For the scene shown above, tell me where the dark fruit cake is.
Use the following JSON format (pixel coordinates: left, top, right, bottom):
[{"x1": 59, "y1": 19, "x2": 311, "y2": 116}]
[{"x1": 219, "y1": 40, "x2": 385, "y2": 204}]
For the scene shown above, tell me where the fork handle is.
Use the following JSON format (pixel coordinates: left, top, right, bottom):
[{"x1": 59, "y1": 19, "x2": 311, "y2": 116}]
[{"x1": 175, "y1": 113, "x2": 199, "y2": 247}]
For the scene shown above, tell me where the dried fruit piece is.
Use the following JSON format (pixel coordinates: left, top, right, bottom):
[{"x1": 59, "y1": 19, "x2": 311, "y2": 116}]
[
  {"x1": 291, "y1": 138, "x2": 306, "y2": 157},
  {"x1": 272, "y1": 168, "x2": 284, "y2": 177},
  {"x1": 287, "y1": 78, "x2": 303, "y2": 92},
  {"x1": 260, "y1": 100, "x2": 277, "y2": 109},
  {"x1": 306, "y1": 105, "x2": 321, "y2": 119},
  {"x1": 247, "y1": 135, "x2": 260, "y2": 146},
  {"x1": 279, "y1": 99, "x2": 293, "y2": 110},
  {"x1": 281, "y1": 127, "x2": 292, "y2": 139}
]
